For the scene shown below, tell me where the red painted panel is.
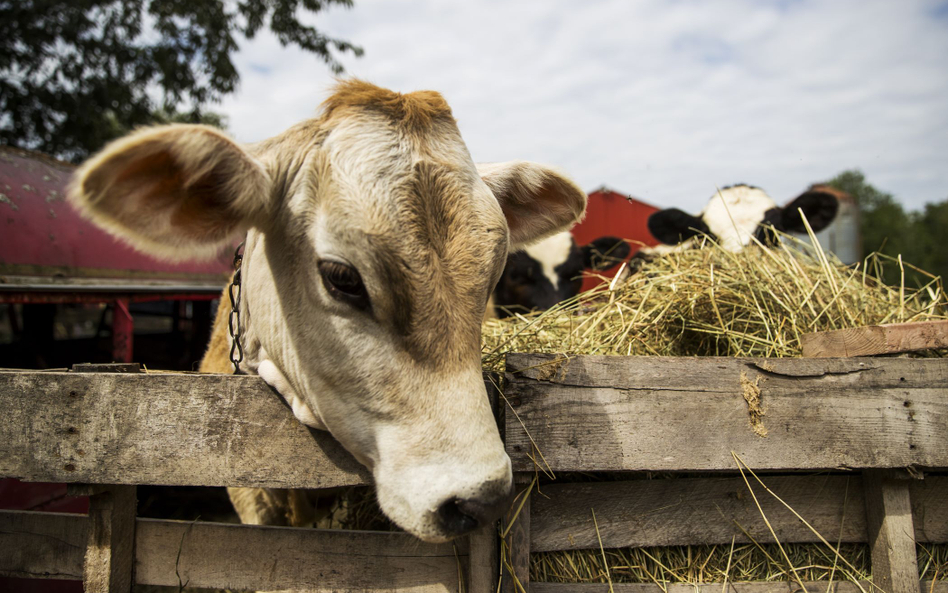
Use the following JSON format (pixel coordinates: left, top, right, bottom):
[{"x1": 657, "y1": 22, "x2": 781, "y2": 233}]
[
  {"x1": 572, "y1": 188, "x2": 661, "y2": 291},
  {"x1": 0, "y1": 146, "x2": 232, "y2": 279}
]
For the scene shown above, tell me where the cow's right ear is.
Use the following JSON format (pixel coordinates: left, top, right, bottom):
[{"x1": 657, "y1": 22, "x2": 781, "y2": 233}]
[
  {"x1": 477, "y1": 161, "x2": 587, "y2": 248},
  {"x1": 647, "y1": 208, "x2": 710, "y2": 245},
  {"x1": 68, "y1": 124, "x2": 271, "y2": 261},
  {"x1": 781, "y1": 189, "x2": 839, "y2": 233}
]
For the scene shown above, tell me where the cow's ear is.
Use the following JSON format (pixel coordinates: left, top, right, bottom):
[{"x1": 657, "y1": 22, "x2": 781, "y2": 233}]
[
  {"x1": 582, "y1": 236, "x2": 631, "y2": 271},
  {"x1": 68, "y1": 124, "x2": 271, "y2": 261},
  {"x1": 781, "y1": 190, "x2": 839, "y2": 233},
  {"x1": 477, "y1": 162, "x2": 587, "y2": 248},
  {"x1": 647, "y1": 208, "x2": 710, "y2": 245}
]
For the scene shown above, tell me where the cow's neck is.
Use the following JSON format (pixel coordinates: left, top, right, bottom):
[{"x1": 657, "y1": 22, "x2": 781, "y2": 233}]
[{"x1": 232, "y1": 230, "x2": 328, "y2": 431}]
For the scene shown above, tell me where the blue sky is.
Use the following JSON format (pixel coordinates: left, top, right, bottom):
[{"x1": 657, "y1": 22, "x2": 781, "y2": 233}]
[{"x1": 219, "y1": 0, "x2": 948, "y2": 213}]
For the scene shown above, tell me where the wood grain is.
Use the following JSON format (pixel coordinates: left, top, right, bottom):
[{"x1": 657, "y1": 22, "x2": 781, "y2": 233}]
[
  {"x1": 83, "y1": 485, "x2": 136, "y2": 593},
  {"x1": 529, "y1": 475, "x2": 948, "y2": 552},
  {"x1": 504, "y1": 354, "x2": 948, "y2": 472},
  {"x1": 0, "y1": 510, "x2": 87, "y2": 580},
  {"x1": 0, "y1": 370, "x2": 371, "y2": 489},
  {"x1": 0, "y1": 511, "x2": 464, "y2": 591},
  {"x1": 864, "y1": 470, "x2": 921, "y2": 593},
  {"x1": 134, "y1": 518, "x2": 464, "y2": 592},
  {"x1": 502, "y1": 473, "x2": 533, "y2": 593},
  {"x1": 468, "y1": 524, "x2": 499, "y2": 593},
  {"x1": 802, "y1": 320, "x2": 948, "y2": 358}
]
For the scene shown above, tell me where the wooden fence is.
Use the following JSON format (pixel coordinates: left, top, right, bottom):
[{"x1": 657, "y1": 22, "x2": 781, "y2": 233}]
[
  {"x1": 1, "y1": 346, "x2": 947, "y2": 592},
  {"x1": 500, "y1": 352, "x2": 948, "y2": 593}
]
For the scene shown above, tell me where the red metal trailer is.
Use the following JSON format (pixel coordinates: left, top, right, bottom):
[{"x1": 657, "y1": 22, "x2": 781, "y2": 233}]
[
  {"x1": 0, "y1": 145, "x2": 231, "y2": 364},
  {"x1": 572, "y1": 185, "x2": 661, "y2": 292},
  {"x1": 0, "y1": 147, "x2": 236, "y2": 592}
]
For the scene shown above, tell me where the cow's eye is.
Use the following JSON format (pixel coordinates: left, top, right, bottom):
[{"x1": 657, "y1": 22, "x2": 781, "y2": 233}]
[{"x1": 318, "y1": 260, "x2": 370, "y2": 310}]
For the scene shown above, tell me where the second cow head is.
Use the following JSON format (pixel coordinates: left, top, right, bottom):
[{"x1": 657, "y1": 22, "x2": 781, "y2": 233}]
[
  {"x1": 493, "y1": 232, "x2": 630, "y2": 317},
  {"x1": 647, "y1": 184, "x2": 839, "y2": 252}
]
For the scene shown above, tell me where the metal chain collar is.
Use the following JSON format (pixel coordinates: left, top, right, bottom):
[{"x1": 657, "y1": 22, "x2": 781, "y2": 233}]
[{"x1": 228, "y1": 242, "x2": 245, "y2": 375}]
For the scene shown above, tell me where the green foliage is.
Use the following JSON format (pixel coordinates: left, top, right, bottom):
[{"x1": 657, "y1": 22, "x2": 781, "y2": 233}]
[
  {"x1": 0, "y1": 0, "x2": 361, "y2": 161},
  {"x1": 828, "y1": 170, "x2": 946, "y2": 288}
]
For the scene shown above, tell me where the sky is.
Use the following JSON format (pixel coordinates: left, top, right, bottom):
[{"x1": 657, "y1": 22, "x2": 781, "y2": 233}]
[{"x1": 218, "y1": 0, "x2": 948, "y2": 213}]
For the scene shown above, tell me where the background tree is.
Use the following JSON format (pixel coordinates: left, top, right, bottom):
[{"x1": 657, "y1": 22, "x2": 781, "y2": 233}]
[
  {"x1": 828, "y1": 170, "x2": 945, "y2": 287},
  {"x1": 0, "y1": 0, "x2": 362, "y2": 161}
]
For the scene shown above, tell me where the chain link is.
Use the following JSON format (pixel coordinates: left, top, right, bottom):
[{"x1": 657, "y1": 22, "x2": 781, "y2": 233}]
[{"x1": 228, "y1": 242, "x2": 245, "y2": 374}]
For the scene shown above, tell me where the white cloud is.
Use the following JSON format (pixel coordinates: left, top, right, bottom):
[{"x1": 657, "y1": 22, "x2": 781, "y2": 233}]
[{"x1": 219, "y1": 0, "x2": 948, "y2": 211}]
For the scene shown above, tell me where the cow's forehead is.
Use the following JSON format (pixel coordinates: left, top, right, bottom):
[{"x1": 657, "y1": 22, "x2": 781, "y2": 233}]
[
  {"x1": 312, "y1": 110, "x2": 507, "y2": 366},
  {"x1": 701, "y1": 185, "x2": 777, "y2": 251}
]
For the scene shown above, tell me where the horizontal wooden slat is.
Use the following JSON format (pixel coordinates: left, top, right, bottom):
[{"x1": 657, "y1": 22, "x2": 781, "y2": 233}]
[
  {"x1": 505, "y1": 354, "x2": 948, "y2": 472},
  {"x1": 803, "y1": 320, "x2": 948, "y2": 358},
  {"x1": 0, "y1": 370, "x2": 371, "y2": 489},
  {"x1": 0, "y1": 510, "x2": 87, "y2": 580},
  {"x1": 135, "y1": 518, "x2": 463, "y2": 592},
  {"x1": 531, "y1": 475, "x2": 948, "y2": 552},
  {"x1": 532, "y1": 582, "x2": 948, "y2": 593},
  {"x1": 0, "y1": 511, "x2": 463, "y2": 592}
]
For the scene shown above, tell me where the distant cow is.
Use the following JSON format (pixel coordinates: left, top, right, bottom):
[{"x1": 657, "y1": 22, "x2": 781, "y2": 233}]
[
  {"x1": 68, "y1": 80, "x2": 587, "y2": 543},
  {"x1": 492, "y1": 231, "x2": 630, "y2": 317},
  {"x1": 644, "y1": 184, "x2": 839, "y2": 254}
]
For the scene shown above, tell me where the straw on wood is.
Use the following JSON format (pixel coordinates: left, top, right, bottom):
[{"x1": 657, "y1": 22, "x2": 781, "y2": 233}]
[{"x1": 481, "y1": 235, "x2": 946, "y2": 586}]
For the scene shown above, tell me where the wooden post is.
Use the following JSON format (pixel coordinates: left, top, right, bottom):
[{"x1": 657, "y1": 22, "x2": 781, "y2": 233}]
[
  {"x1": 502, "y1": 473, "x2": 532, "y2": 593},
  {"x1": 69, "y1": 485, "x2": 137, "y2": 592},
  {"x1": 863, "y1": 470, "x2": 921, "y2": 593},
  {"x1": 70, "y1": 362, "x2": 140, "y2": 592},
  {"x1": 468, "y1": 524, "x2": 499, "y2": 593}
]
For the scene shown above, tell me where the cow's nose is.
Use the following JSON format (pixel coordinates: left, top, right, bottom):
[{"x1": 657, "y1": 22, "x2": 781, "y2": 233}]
[{"x1": 436, "y1": 486, "x2": 514, "y2": 537}]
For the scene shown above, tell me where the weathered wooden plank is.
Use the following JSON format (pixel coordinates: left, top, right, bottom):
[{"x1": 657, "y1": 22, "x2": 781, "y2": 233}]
[
  {"x1": 504, "y1": 354, "x2": 948, "y2": 472},
  {"x1": 468, "y1": 524, "x2": 499, "y2": 593},
  {"x1": 864, "y1": 470, "x2": 921, "y2": 593},
  {"x1": 134, "y1": 518, "x2": 464, "y2": 592},
  {"x1": 530, "y1": 475, "x2": 948, "y2": 552},
  {"x1": 0, "y1": 510, "x2": 87, "y2": 580},
  {"x1": 502, "y1": 473, "x2": 533, "y2": 593},
  {"x1": 802, "y1": 320, "x2": 948, "y2": 358},
  {"x1": 0, "y1": 511, "x2": 464, "y2": 591},
  {"x1": 0, "y1": 370, "x2": 371, "y2": 489},
  {"x1": 532, "y1": 581, "x2": 948, "y2": 593},
  {"x1": 83, "y1": 485, "x2": 137, "y2": 593}
]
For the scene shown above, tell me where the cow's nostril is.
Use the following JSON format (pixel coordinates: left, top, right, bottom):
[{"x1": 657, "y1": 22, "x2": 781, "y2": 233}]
[
  {"x1": 437, "y1": 487, "x2": 514, "y2": 538},
  {"x1": 437, "y1": 498, "x2": 480, "y2": 536}
]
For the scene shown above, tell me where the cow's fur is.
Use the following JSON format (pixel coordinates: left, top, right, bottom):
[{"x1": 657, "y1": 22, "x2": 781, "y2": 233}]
[
  {"x1": 492, "y1": 232, "x2": 630, "y2": 317},
  {"x1": 69, "y1": 80, "x2": 587, "y2": 542},
  {"x1": 637, "y1": 184, "x2": 839, "y2": 259}
]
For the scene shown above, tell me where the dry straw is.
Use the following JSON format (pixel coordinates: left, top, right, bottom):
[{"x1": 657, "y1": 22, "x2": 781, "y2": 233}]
[
  {"x1": 482, "y1": 233, "x2": 947, "y2": 587},
  {"x1": 482, "y1": 235, "x2": 946, "y2": 368}
]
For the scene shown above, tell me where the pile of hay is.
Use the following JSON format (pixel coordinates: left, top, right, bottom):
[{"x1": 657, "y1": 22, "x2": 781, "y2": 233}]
[
  {"x1": 483, "y1": 238, "x2": 946, "y2": 368},
  {"x1": 483, "y1": 237, "x2": 947, "y2": 587}
]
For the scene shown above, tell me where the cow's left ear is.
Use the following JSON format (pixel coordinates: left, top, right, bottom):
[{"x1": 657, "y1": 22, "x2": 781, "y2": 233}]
[
  {"x1": 582, "y1": 236, "x2": 631, "y2": 271},
  {"x1": 648, "y1": 208, "x2": 710, "y2": 245},
  {"x1": 477, "y1": 162, "x2": 587, "y2": 248},
  {"x1": 781, "y1": 190, "x2": 839, "y2": 233},
  {"x1": 69, "y1": 124, "x2": 272, "y2": 262}
]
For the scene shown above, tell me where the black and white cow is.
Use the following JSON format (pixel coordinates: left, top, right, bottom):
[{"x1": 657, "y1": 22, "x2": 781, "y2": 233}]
[
  {"x1": 645, "y1": 184, "x2": 839, "y2": 253},
  {"x1": 492, "y1": 232, "x2": 630, "y2": 318}
]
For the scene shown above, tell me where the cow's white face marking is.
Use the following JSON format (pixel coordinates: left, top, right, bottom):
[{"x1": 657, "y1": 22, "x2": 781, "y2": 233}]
[
  {"x1": 523, "y1": 231, "x2": 575, "y2": 292},
  {"x1": 701, "y1": 185, "x2": 777, "y2": 252},
  {"x1": 68, "y1": 81, "x2": 587, "y2": 542}
]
